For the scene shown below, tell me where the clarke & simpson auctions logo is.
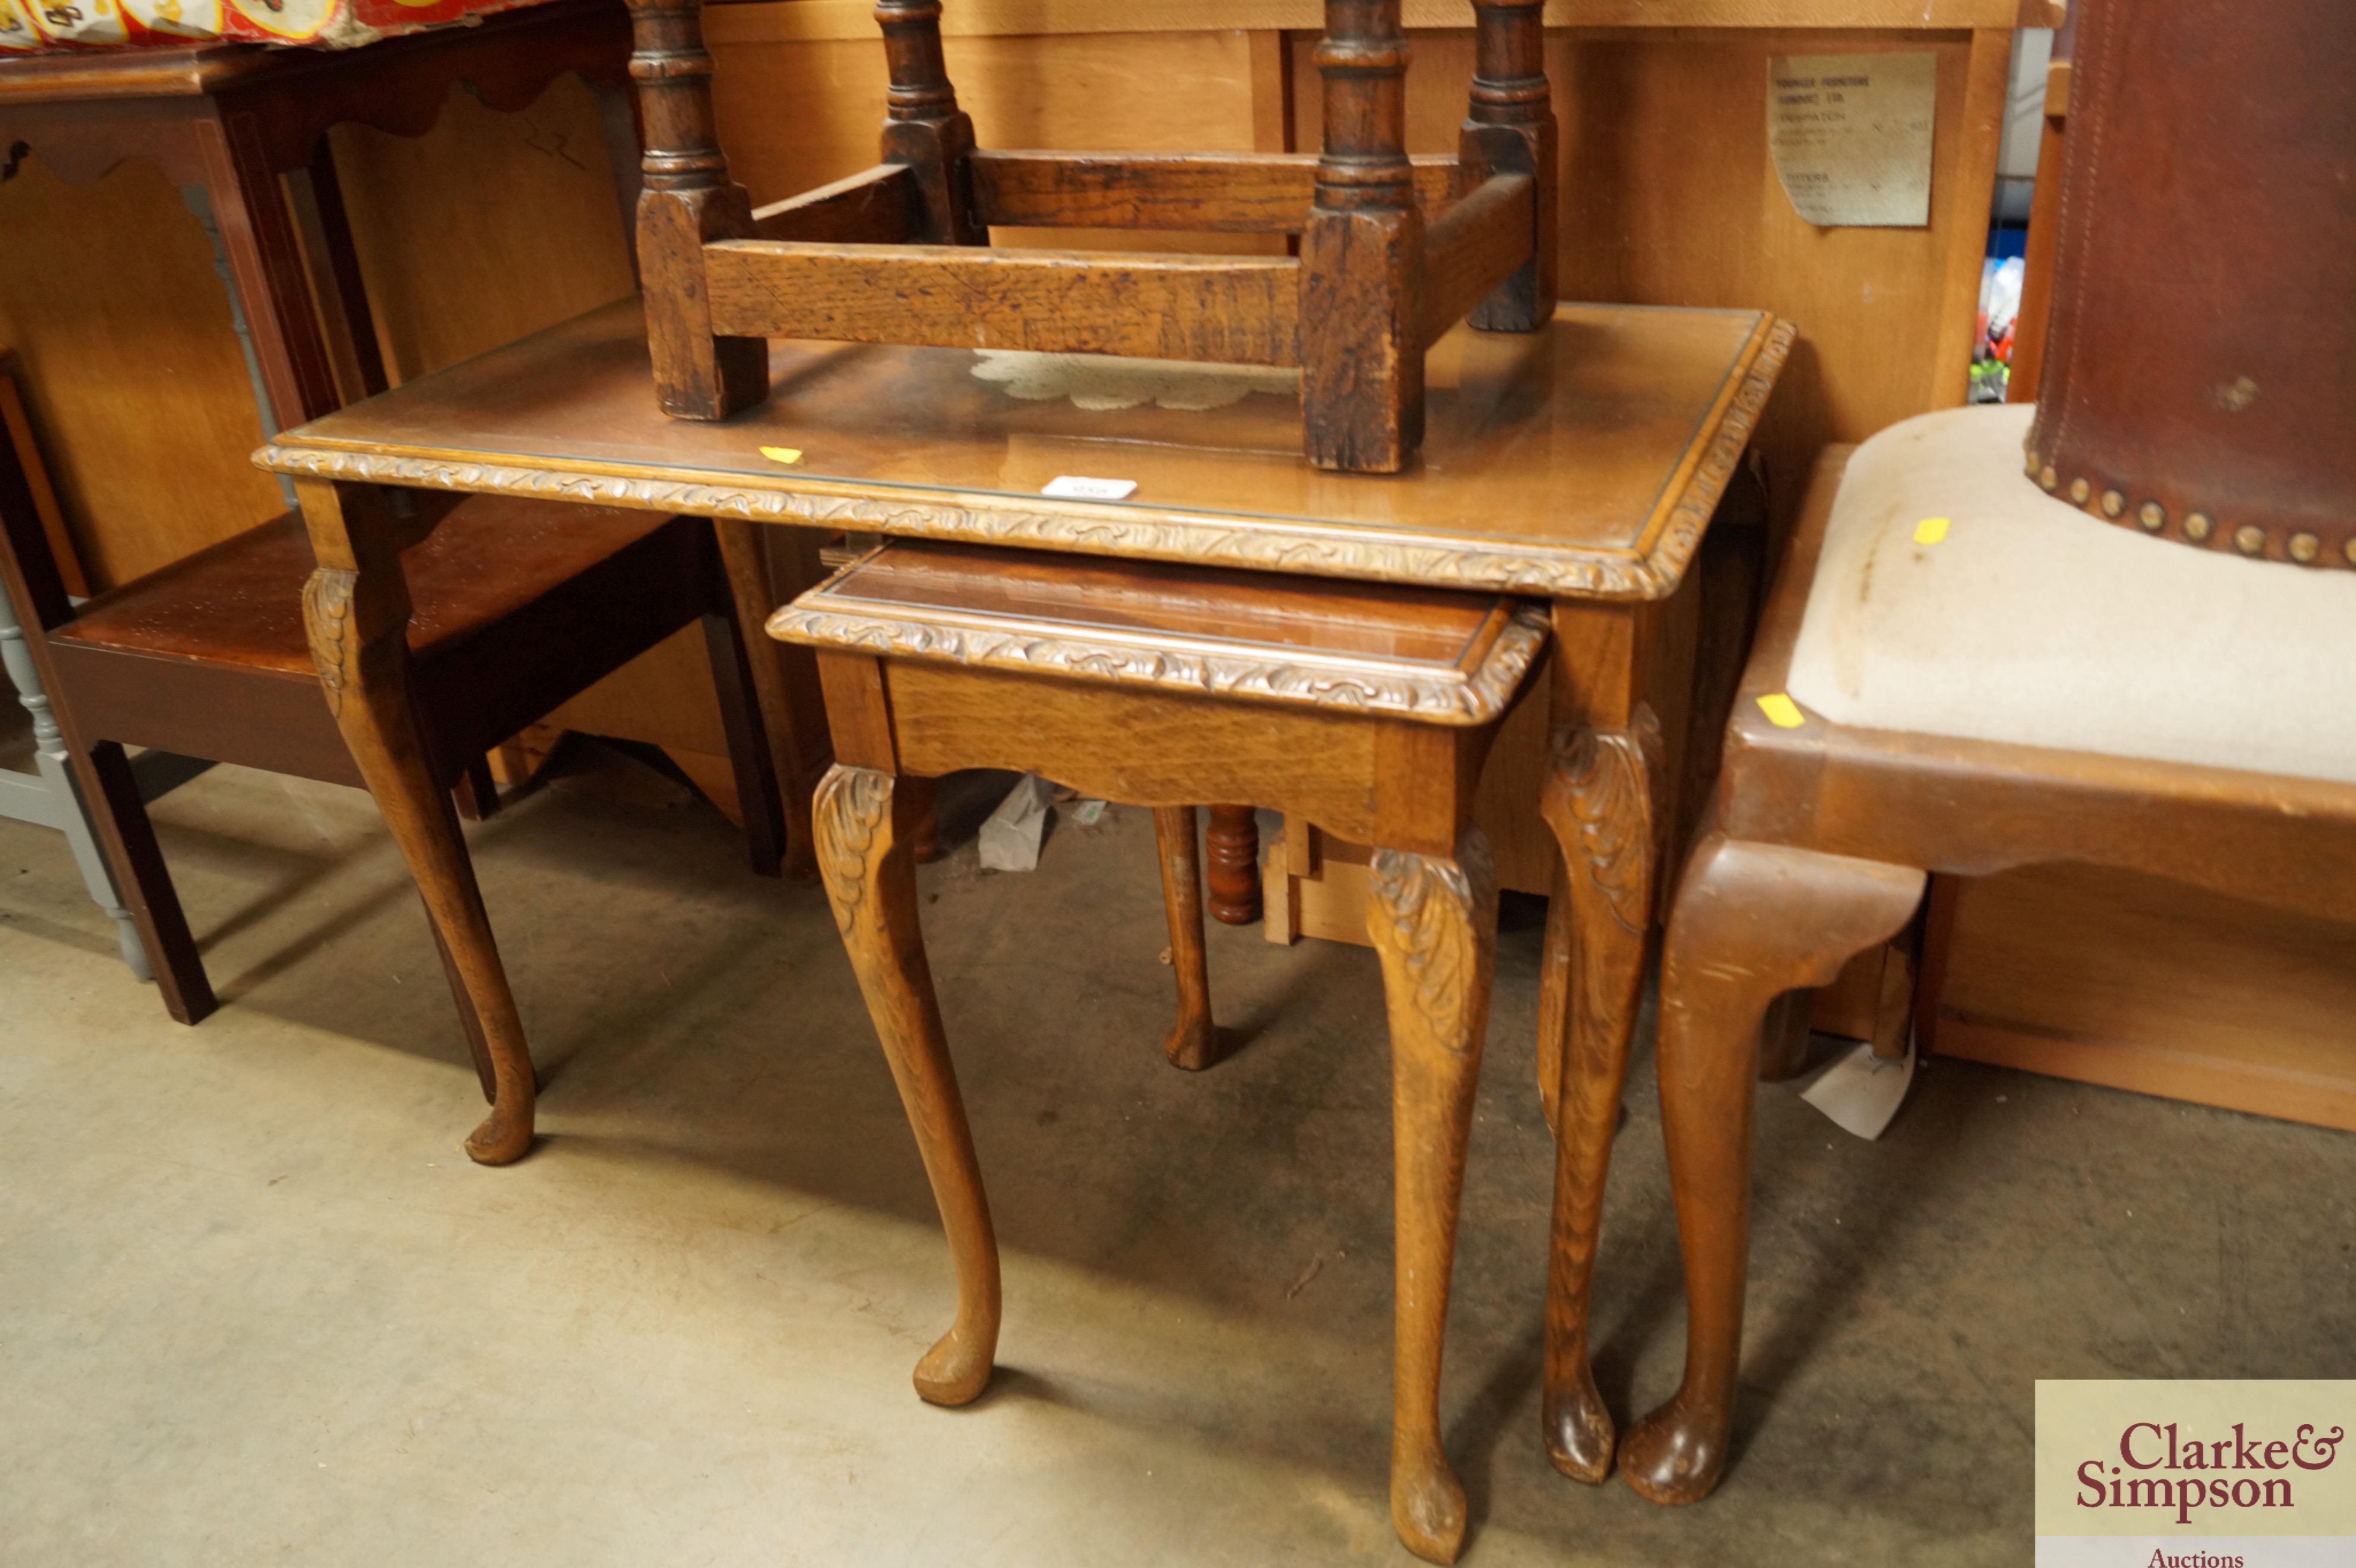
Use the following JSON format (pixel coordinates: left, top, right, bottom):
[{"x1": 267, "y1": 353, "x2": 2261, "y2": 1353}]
[
  {"x1": 2075, "y1": 1420, "x2": 2345, "y2": 1526},
  {"x1": 2037, "y1": 1383, "x2": 2356, "y2": 1568}
]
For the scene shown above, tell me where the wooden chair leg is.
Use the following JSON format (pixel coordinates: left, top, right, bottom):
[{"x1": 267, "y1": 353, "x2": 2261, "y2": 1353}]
[
  {"x1": 1152, "y1": 805, "x2": 1219, "y2": 1070},
  {"x1": 815, "y1": 763, "x2": 1000, "y2": 1405},
  {"x1": 1205, "y1": 802, "x2": 1260, "y2": 923},
  {"x1": 424, "y1": 905, "x2": 500, "y2": 1103},
  {"x1": 701, "y1": 605, "x2": 790, "y2": 879},
  {"x1": 1534, "y1": 718, "x2": 1660, "y2": 1483},
  {"x1": 1365, "y1": 829, "x2": 1497, "y2": 1566},
  {"x1": 75, "y1": 740, "x2": 215, "y2": 1024},
  {"x1": 451, "y1": 753, "x2": 500, "y2": 823},
  {"x1": 1617, "y1": 832, "x2": 1923, "y2": 1505},
  {"x1": 710, "y1": 517, "x2": 819, "y2": 879},
  {"x1": 298, "y1": 481, "x2": 536, "y2": 1165}
]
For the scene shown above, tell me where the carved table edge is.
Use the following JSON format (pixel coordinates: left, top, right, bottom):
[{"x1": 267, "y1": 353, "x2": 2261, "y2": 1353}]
[
  {"x1": 767, "y1": 599, "x2": 1552, "y2": 726},
  {"x1": 1630, "y1": 314, "x2": 1795, "y2": 588},
  {"x1": 252, "y1": 444, "x2": 1700, "y2": 601}
]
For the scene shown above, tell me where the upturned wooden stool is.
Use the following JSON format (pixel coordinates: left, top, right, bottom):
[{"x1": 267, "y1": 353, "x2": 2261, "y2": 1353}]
[
  {"x1": 773, "y1": 541, "x2": 1547, "y2": 1564},
  {"x1": 625, "y1": 0, "x2": 1555, "y2": 473}
]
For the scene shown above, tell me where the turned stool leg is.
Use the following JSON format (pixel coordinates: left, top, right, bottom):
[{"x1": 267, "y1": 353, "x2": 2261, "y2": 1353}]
[
  {"x1": 815, "y1": 763, "x2": 1001, "y2": 1404},
  {"x1": 1535, "y1": 718, "x2": 1660, "y2": 1482},
  {"x1": 1366, "y1": 830, "x2": 1497, "y2": 1565},
  {"x1": 1204, "y1": 803, "x2": 1260, "y2": 923},
  {"x1": 1153, "y1": 806, "x2": 1220, "y2": 1070},
  {"x1": 1462, "y1": 0, "x2": 1557, "y2": 332},
  {"x1": 1617, "y1": 833, "x2": 1922, "y2": 1503},
  {"x1": 1301, "y1": 0, "x2": 1424, "y2": 473},
  {"x1": 625, "y1": 0, "x2": 766, "y2": 418},
  {"x1": 874, "y1": 0, "x2": 985, "y2": 245}
]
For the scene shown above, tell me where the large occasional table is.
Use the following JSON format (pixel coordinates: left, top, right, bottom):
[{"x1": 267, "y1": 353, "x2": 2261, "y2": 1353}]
[{"x1": 253, "y1": 290, "x2": 1790, "y2": 1503}]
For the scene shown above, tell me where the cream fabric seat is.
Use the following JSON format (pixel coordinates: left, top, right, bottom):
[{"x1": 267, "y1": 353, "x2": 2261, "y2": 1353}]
[{"x1": 1784, "y1": 404, "x2": 2356, "y2": 785}]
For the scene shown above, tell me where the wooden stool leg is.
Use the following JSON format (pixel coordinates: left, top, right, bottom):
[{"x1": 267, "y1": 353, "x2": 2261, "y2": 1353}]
[
  {"x1": 298, "y1": 482, "x2": 537, "y2": 1166},
  {"x1": 1204, "y1": 803, "x2": 1260, "y2": 923},
  {"x1": 1152, "y1": 805, "x2": 1219, "y2": 1070},
  {"x1": 1535, "y1": 718, "x2": 1659, "y2": 1482},
  {"x1": 625, "y1": 0, "x2": 766, "y2": 419},
  {"x1": 816, "y1": 763, "x2": 1001, "y2": 1404},
  {"x1": 874, "y1": 0, "x2": 985, "y2": 245},
  {"x1": 1617, "y1": 833, "x2": 1922, "y2": 1505},
  {"x1": 1366, "y1": 829, "x2": 1496, "y2": 1566},
  {"x1": 1462, "y1": 0, "x2": 1556, "y2": 332},
  {"x1": 1301, "y1": 0, "x2": 1424, "y2": 474}
]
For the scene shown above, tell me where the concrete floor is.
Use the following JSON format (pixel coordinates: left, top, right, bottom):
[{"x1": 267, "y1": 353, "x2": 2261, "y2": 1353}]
[{"x1": 1, "y1": 735, "x2": 2350, "y2": 1567}]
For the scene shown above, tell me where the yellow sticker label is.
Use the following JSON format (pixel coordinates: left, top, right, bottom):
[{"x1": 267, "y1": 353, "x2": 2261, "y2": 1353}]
[
  {"x1": 1757, "y1": 692, "x2": 1806, "y2": 729},
  {"x1": 760, "y1": 446, "x2": 803, "y2": 465},
  {"x1": 1913, "y1": 515, "x2": 1950, "y2": 544}
]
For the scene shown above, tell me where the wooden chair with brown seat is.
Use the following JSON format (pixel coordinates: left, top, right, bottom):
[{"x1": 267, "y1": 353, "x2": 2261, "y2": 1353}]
[
  {"x1": 0, "y1": 425, "x2": 793, "y2": 1168},
  {"x1": 1592, "y1": 0, "x2": 2356, "y2": 1502}
]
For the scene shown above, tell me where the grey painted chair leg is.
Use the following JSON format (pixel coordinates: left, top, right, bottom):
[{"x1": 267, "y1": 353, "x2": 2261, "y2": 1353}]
[{"x1": 0, "y1": 578, "x2": 150, "y2": 980}]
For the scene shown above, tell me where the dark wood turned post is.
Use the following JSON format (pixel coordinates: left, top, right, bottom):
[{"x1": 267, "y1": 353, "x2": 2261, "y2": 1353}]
[
  {"x1": 874, "y1": 0, "x2": 985, "y2": 245},
  {"x1": 1300, "y1": 0, "x2": 1424, "y2": 474},
  {"x1": 626, "y1": 0, "x2": 767, "y2": 419},
  {"x1": 1462, "y1": 0, "x2": 1556, "y2": 332},
  {"x1": 1206, "y1": 803, "x2": 1261, "y2": 924}
]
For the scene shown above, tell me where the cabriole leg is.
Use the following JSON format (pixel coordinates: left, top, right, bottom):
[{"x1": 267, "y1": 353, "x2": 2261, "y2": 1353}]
[
  {"x1": 1618, "y1": 832, "x2": 1924, "y2": 1503},
  {"x1": 1535, "y1": 716, "x2": 1660, "y2": 1482},
  {"x1": 1366, "y1": 830, "x2": 1497, "y2": 1565},
  {"x1": 298, "y1": 480, "x2": 537, "y2": 1165},
  {"x1": 816, "y1": 763, "x2": 1001, "y2": 1404}
]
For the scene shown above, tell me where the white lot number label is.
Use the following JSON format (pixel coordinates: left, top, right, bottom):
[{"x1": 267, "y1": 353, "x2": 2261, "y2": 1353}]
[
  {"x1": 2036, "y1": 1381, "x2": 2354, "y2": 1567},
  {"x1": 1041, "y1": 475, "x2": 1138, "y2": 501},
  {"x1": 1767, "y1": 51, "x2": 1936, "y2": 228}
]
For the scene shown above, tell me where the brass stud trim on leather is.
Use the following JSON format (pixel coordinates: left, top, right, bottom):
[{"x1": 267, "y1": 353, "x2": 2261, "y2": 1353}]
[
  {"x1": 2100, "y1": 489, "x2": 2125, "y2": 518},
  {"x1": 2137, "y1": 501, "x2": 2166, "y2": 532},
  {"x1": 2039, "y1": 465, "x2": 2059, "y2": 492},
  {"x1": 2234, "y1": 524, "x2": 2266, "y2": 556},
  {"x1": 2344, "y1": 537, "x2": 2356, "y2": 568},
  {"x1": 2184, "y1": 512, "x2": 2214, "y2": 542},
  {"x1": 2068, "y1": 477, "x2": 2091, "y2": 505},
  {"x1": 2289, "y1": 532, "x2": 2321, "y2": 564}
]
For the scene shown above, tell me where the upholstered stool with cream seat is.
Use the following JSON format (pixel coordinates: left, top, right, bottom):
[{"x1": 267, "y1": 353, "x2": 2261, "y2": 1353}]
[
  {"x1": 1609, "y1": 403, "x2": 2356, "y2": 1504},
  {"x1": 1786, "y1": 405, "x2": 2356, "y2": 782}
]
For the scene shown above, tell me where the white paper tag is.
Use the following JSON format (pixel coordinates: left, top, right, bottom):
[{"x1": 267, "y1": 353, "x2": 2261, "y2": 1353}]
[
  {"x1": 1041, "y1": 474, "x2": 1138, "y2": 501},
  {"x1": 1767, "y1": 51, "x2": 1936, "y2": 227}
]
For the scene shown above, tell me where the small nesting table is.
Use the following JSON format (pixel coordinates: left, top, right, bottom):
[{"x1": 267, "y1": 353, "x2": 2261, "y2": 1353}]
[{"x1": 774, "y1": 539, "x2": 1546, "y2": 1560}]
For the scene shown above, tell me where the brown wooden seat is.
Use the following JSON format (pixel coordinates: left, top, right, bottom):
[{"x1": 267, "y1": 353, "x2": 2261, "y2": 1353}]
[
  {"x1": 48, "y1": 499, "x2": 762, "y2": 794},
  {"x1": 0, "y1": 465, "x2": 793, "y2": 1167}
]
